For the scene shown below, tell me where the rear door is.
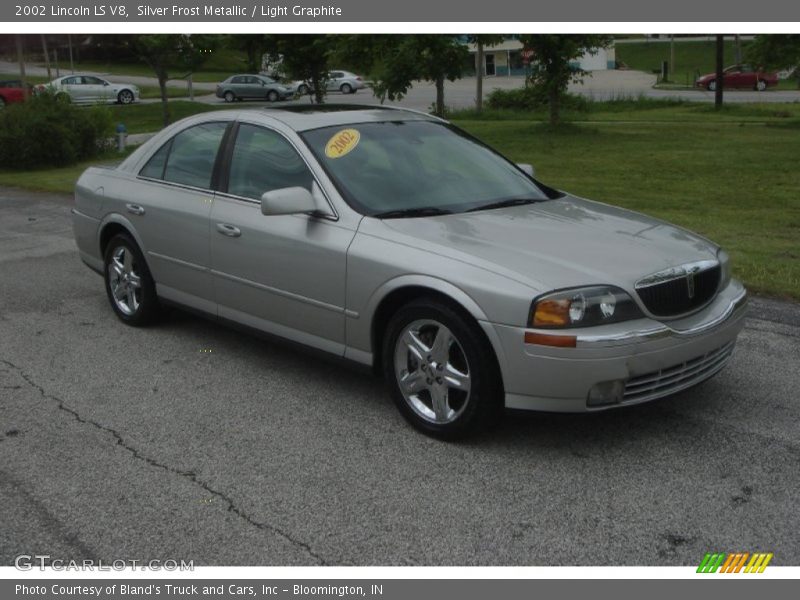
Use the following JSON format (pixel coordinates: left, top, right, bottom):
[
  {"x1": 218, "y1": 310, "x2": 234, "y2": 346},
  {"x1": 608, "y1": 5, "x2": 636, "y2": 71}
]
[{"x1": 129, "y1": 120, "x2": 230, "y2": 311}]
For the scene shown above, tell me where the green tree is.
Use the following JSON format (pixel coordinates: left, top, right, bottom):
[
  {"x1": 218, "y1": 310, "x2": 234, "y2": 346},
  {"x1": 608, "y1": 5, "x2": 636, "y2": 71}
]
[
  {"x1": 517, "y1": 34, "x2": 612, "y2": 126},
  {"x1": 748, "y1": 34, "x2": 800, "y2": 88},
  {"x1": 335, "y1": 35, "x2": 468, "y2": 117},
  {"x1": 268, "y1": 35, "x2": 334, "y2": 104},
  {"x1": 468, "y1": 35, "x2": 505, "y2": 113},
  {"x1": 225, "y1": 34, "x2": 270, "y2": 73},
  {"x1": 130, "y1": 34, "x2": 216, "y2": 126}
]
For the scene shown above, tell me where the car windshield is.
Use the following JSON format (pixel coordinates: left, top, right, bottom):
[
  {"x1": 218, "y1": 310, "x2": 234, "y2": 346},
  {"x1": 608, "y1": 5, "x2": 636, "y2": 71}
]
[{"x1": 301, "y1": 120, "x2": 551, "y2": 216}]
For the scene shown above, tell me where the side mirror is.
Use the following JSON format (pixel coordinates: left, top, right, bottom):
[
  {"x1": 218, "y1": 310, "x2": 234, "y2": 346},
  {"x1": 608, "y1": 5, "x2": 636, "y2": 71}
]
[
  {"x1": 103, "y1": 82, "x2": 110, "y2": 86},
  {"x1": 517, "y1": 163, "x2": 535, "y2": 178},
  {"x1": 261, "y1": 186, "x2": 320, "y2": 216}
]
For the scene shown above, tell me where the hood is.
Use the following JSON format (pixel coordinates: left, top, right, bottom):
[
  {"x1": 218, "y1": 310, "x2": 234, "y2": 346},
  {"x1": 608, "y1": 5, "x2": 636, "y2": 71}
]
[{"x1": 369, "y1": 196, "x2": 718, "y2": 294}]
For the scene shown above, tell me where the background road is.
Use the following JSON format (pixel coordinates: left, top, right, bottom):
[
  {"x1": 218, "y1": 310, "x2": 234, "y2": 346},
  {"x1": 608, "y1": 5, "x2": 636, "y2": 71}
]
[{"x1": 1, "y1": 188, "x2": 799, "y2": 566}]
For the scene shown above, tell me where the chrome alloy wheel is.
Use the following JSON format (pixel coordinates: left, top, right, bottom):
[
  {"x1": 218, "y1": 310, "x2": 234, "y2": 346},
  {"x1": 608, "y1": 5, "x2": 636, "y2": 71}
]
[
  {"x1": 393, "y1": 319, "x2": 471, "y2": 424},
  {"x1": 108, "y1": 245, "x2": 142, "y2": 316}
]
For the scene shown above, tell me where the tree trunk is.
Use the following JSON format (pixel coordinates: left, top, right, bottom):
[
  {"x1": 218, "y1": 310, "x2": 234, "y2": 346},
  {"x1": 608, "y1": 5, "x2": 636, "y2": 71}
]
[
  {"x1": 714, "y1": 35, "x2": 724, "y2": 110},
  {"x1": 40, "y1": 34, "x2": 51, "y2": 81},
  {"x1": 313, "y1": 76, "x2": 325, "y2": 104},
  {"x1": 16, "y1": 35, "x2": 28, "y2": 99},
  {"x1": 435, "y1": 76, "x2": 445, "y2": 117},
  {"x1": 157, "y1": 69, "x2": 171, "y2": 127},
  {"x1": 548, "y1": 86, "x2": 560, "y2": 126},
  {"x1": 476, "y1": 41, "x2": 484, "y2": 114}
]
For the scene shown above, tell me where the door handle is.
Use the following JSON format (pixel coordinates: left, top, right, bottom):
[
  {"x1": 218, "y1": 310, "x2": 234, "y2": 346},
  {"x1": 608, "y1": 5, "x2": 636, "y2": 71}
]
[
  {"x1": 126, "y1": 203, "x2": 145, "y2": 216},
  {"x1": 216, "y1": 223, "x2": 241, "y2": 238}
]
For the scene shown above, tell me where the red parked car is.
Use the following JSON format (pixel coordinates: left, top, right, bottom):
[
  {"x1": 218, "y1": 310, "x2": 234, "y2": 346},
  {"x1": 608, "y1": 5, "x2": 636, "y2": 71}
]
[
  {"x1": 0, "y1": 80, "x2": 31, "y2": 107},
  {"x1": 695, "y1": 64, "x2": 779, "y2": 91}
]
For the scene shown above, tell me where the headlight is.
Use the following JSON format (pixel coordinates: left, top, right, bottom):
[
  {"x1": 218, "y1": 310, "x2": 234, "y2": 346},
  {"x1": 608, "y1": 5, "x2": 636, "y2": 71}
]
[
  {"x1": 529, "y1": 286, "x2": 644, "y2": 328},
  {"x1": 717, "y1": 248, "x2": 731, "y2": 289}
]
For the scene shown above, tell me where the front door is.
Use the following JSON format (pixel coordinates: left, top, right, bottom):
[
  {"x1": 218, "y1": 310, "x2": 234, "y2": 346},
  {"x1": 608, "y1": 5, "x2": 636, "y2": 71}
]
[{"x1": 210, "y1": 122, "x2": 356, "y2": 355}]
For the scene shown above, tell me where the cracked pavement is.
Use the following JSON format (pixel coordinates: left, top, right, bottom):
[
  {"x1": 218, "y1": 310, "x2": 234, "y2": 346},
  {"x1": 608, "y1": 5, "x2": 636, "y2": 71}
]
[{"x1": 1, "y1": 187, "x2": 799, "y2": 566}]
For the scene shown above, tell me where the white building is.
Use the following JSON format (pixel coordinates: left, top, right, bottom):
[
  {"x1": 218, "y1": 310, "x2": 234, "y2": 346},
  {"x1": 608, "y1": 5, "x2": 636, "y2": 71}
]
[{"x1": 465, "y1": 39, "x2": 616, "y2": 77}]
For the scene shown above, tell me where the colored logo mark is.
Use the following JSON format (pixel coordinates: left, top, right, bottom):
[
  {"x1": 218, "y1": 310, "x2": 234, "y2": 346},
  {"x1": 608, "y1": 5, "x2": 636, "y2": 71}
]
[{"x1": 697, "y1": 552, "x2": 773, "y2": 573}]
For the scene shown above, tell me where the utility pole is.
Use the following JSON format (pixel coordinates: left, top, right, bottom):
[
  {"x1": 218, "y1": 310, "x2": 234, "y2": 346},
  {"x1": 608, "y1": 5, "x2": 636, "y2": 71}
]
[
  {"x1": 16, "y1": 34, "x2": 28, "y2": 98},
  {"x1": 734, "y1": 34, "x2": 742, "y2": 63},
  {"x1": 68, "y1": 34, "x2": 75, "y2": 73},
  {"x1": 670, "y1": 35, "x2": 675, "y2": 82},
  {"x1": 476, "y1": 40, "x2": 484, "y2": 114},
  {"x1": 715, "y1": 34, "x2": 724, "y2": 110},
  {"x1": 40, "y1": 34, "x2": 52, "y2": 80}
]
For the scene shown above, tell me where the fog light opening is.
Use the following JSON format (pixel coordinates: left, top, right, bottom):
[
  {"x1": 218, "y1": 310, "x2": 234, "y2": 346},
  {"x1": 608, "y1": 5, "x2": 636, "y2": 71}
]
[{"x1": 587, "y1": 380, "x2": 625, "y2": 407}]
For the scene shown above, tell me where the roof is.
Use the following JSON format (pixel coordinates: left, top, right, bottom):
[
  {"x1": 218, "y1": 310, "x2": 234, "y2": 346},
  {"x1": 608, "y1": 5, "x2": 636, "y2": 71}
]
[{"x1": 258, "y1": 105, "x2": 440, "y2": 132}]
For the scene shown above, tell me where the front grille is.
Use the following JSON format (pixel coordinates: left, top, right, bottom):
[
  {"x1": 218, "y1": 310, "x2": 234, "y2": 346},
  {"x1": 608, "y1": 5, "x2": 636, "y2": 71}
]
[
  {"x1": 623, "y1": 341, "x2": 735, "y2": 403},
  {"x1": 637, "y1": 264, "x2": 721, "y2": 317}
]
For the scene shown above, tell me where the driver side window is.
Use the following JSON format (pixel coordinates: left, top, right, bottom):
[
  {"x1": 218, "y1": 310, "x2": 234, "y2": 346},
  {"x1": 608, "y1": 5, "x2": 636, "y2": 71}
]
[{"x1": 226, "y1": 124, "x2": 314, "y2": 200}]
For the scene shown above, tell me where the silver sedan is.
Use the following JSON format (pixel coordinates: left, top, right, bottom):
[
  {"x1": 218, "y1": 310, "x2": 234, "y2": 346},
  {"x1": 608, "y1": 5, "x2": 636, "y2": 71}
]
[{"x1": 72, "y1": 106, "x2": 746, "y2": 438}]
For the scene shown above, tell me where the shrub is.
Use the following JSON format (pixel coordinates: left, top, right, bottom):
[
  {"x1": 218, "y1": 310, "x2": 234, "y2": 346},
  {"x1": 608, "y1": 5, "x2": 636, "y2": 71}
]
[
  {"x1": 486, "y1": 87, "x2": 590, "y2": 112},
  {"x1": 0, "y1": 93, "x2": 113, "y2": 169}
]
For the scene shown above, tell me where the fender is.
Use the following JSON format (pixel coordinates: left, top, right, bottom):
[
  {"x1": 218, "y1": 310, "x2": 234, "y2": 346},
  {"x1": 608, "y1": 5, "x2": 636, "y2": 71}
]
[
  {"x1": 344, "y1": 274, "x2": 509, "y2": 379},
  {"x1": 96, "y1": 212, "x2": 148, "y2": 258}
]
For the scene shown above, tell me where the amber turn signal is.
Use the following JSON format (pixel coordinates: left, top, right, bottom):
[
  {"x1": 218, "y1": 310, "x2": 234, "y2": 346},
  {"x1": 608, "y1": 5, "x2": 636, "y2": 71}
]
[
  {"x1": 524, "y1": 332, "x2": 577, "y2": 348},
  {"x1": 531, "y1": 298, "x2": 570, "y2": 327}
]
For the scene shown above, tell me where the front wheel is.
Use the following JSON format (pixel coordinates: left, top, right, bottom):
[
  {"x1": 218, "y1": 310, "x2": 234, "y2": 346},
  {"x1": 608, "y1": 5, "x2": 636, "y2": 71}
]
[
  {"x1": 0, "y1": 96, "x2": 5, "y2": 109},
  {"x1": 103, "y1": 233, "x2": 160, "y2": 326},
  {"x1": 117, "y1": 89, "x2": 134, "y2": 104},
  {"x1": 223, "y1": 90, "x2": 235, "y2": 103},
  {"x1": 297, "y1": 84, "x2": 309, "y2": 95},
  {"x1": 383, "y1": 299, "x2": 501, "y2": 439},
  {"x1": 755, "y1": 79, "x2": 767, "y2": 91},
  {"x1": 706, "y1": 80, "x2": 717, "y2": 91}
]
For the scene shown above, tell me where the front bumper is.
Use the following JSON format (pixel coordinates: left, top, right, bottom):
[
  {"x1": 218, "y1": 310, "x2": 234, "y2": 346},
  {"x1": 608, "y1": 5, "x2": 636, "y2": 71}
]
[{"x1": 486, "y1": 280, "x2": 748, "y2": 412}]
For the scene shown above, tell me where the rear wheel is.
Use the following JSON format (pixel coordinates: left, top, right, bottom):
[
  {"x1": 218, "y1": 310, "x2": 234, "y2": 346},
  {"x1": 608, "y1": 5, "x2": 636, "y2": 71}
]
[
  {"x1": 706, "y1": 80, "x2": 717, "y2": 91},
  {"x1": 103, "y1": 233, "x2": 160, "y2": 326},
  {"x1": 383, "y1": 298, "x2": 501, "y2": 439},
  {"x1": 117, "y1": 89, "x2": 134, "y2": 104},
  {"x1": 266, "y1": 89, "x2": 279, "y2": 102},
  {"x1": 340, "y1": 83, "x2": 353, "y2": 94},
  {"x1": 0, "y1": 96, "x2": 5, "y2": 109},
  {"x1": 223, "y1": 90, "x2": 235, "y2": 103},
  {"x1": 56, "y1": 92, "x2": 71, "y2": 103}
]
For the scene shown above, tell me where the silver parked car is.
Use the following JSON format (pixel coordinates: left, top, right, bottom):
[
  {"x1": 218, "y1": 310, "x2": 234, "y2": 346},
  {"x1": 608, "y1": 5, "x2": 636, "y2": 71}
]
[
  {"x1": 292, "y1": 70, "x2": 367, "y2": 96},
  {"x1": 38, "y1": 75, "x2": 139, "y2": 104},
  {"x1": 72, "y1": 106, "x2": 747, "y2": 438},
  {"x1": 216, "y1": 74, "x2": 293, "y2": 103}
]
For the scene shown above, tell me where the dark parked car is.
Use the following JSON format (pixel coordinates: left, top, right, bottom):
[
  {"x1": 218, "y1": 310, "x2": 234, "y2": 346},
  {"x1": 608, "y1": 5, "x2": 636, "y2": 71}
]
[
  {"x1": 695, "y1": 64, "x2": 779, "y2": 91},
  {"x1": 0, "y1": 80, "x2": 31, "y2": 108},
  {"x1": 216, "y1": 74, "x2": 293, "y2": 103}
]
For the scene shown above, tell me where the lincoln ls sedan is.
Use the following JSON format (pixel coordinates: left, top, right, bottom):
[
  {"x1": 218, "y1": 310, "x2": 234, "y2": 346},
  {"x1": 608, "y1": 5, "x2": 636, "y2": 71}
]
[{"x1": 72, "y1": 106, "x2": 747, "y2": 438}]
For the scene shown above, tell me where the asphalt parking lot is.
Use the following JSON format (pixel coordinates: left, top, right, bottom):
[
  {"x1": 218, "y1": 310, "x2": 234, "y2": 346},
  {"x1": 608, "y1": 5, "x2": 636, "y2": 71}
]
[{"x1": 1, "y1": 187, "x2": 799, "y2": 566}]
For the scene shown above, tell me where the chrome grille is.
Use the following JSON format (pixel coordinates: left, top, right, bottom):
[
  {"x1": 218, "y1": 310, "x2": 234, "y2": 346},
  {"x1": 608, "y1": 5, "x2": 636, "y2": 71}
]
[
  {"x1": 636, "y1": 264, "x2": 721, "y2": 317},
  {"x1": 623, "y1": 341, "x2": 735, "y2": 402}
]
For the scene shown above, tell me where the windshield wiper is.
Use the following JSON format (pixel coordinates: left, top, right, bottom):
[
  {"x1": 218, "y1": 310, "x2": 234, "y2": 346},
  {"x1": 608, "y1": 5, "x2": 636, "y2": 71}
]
[
  {"x1": 373, "y1": 207, "x2": 454, "y2": 219},
  {"x1": 466, "y1": 198, "x2": 540, "y2": 213}
]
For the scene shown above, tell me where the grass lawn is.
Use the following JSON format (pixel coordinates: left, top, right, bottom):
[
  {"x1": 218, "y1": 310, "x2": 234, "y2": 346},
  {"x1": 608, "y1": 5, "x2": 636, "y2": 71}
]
[
  {"x1": 1, "y1": 100, "x2": 798, "y2": 299},
  {"x1": 137, "y1": 85, "x2": 191, "y2": 99}
]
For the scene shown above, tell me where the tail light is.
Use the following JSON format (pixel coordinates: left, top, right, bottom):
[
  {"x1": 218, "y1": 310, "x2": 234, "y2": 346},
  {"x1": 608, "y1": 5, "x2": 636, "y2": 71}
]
[{"x1": 356, "y1": 76, "x2": 363, "y2": 81}]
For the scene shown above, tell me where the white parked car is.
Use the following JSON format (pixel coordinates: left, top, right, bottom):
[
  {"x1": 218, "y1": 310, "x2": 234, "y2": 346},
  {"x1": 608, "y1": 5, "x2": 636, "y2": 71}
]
[
  {"x1": 291, "y1": 70, "x2": 367, "y2": 96},
  {"x1": 38, "y1": 75, "x2": 140, "y2": 105}
]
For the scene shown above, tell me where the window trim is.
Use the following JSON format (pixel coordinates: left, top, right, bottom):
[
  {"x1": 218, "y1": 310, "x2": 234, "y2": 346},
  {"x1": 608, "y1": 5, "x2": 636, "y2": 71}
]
[
  {"x1": 215, "y1": 120, "x2": 339, "y2": 221},
  {"x1": 136, "y1": 121, "x2": 232, "y2": 192}
]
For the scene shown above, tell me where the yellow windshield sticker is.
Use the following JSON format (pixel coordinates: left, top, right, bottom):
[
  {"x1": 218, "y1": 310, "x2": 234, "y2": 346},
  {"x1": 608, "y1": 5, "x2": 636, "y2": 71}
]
[{"x1": 325, "y1": 128, "x2": 361, "y2": 159}]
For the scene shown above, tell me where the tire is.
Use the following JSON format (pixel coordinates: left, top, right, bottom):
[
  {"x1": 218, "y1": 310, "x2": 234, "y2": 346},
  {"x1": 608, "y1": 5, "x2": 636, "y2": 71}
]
[
  {"x1": 707, "y1": 80, "x2": 717, "y2": 92},
  {"x1": 56, "y1": 92, "x2": 71, "y2": 103},
  {"x1": 755, "y1": 79, "x2": 767, "y2": 91},
  {"x1": 223, "y1": 90, "x2": 235, "y2": 103},
  {"x1": 117, "y1": 89, "x2": 134, "y2": 104},
  {"x1": 340, "y1": 83, "x2": 353, "y2": 94},
  {"x1": 298, "y1": 84, "x2": 309, "y2": 95},
  {"x1": 382, "y1": 298, "x2": 502, "y2": 439},
  {"x1": 103, "y1": 233, "x2": 160, "y2": 326},
  {"x1": 0, "y1": 96, "x2": 5, "y2": 109},
  {"x1": 266, "y1": 90, "x2": 279, "y2": 102}
]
